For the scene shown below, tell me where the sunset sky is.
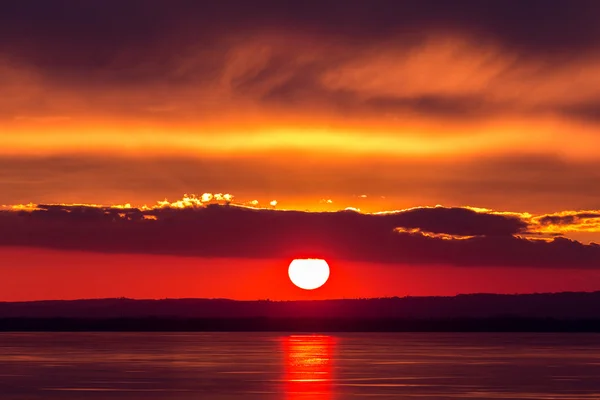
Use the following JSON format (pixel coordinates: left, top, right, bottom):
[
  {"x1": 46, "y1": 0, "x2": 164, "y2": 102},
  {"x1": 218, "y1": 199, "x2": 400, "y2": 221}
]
[{"x1": 1, "y1": 0, "x2": 600, "y2": 301}]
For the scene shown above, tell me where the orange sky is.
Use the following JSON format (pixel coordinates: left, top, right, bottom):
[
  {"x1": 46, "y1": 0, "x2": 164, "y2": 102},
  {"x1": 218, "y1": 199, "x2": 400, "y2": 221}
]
[
  {"x1": 2, "y1": 248, "x2": 600, "y2": 302},
  {"x1": 2, "y1": 4, "x2": 600, "y2": 215},
  {"x1": 2, "y1": 37, "x2": 600, "y2": 215}
]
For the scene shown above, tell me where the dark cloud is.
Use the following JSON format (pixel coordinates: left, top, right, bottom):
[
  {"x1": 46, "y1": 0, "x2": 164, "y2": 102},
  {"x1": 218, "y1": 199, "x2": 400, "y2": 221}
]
[
  {"x1": 2, "y1": 1, "x2": 599, "y2": 82},
  {"x1": 380, "y1": 207, "x2": 526, "y2": 236},
  {"x1": 537, "y1": 212, "x2": 600, "y2": 226},
  {"x1": 1, "y1": 203, "x2": 599, "y2": 268},
  {"x1": 3, "y1": 1, "x2": 599, "y2": 58}
]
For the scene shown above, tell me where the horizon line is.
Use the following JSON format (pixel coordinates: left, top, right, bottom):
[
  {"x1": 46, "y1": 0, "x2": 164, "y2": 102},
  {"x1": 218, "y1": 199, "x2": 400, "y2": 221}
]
[{"x1": 3, "y1": 290, "x2": 599, "y2": 304}]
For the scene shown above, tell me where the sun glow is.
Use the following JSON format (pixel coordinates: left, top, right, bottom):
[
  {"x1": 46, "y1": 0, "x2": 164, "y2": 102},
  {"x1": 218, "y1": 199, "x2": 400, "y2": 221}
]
[{"x1": 288, "y1": 259, "x2": 330, "y2": 290}]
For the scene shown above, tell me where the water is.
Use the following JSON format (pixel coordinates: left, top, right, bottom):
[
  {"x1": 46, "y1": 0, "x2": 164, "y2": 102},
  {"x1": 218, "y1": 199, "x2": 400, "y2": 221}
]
[{"x1": 1, "y1": 333, "x2": 599, "y2": 399}]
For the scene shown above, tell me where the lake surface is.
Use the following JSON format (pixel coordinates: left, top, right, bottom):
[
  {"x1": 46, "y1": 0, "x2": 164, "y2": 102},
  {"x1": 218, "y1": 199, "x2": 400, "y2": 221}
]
[{"x1": 1, "y1": 333, "x2": 599, "y2": 399}]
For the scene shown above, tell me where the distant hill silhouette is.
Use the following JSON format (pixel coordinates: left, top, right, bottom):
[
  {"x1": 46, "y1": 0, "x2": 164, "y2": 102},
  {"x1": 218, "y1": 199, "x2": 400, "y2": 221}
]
[{"x1": 1, "y1": 291, "x2": 599, "y2": 319}]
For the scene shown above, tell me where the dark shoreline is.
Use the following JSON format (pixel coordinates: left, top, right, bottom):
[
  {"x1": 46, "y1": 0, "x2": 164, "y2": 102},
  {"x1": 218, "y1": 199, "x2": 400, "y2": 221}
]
[{"x1": 2, "y1": 317, "x2": 600, "y2": 332}]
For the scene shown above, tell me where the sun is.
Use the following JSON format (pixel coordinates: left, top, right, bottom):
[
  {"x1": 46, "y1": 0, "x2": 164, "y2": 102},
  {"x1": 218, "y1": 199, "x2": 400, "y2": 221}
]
[{"x1": 288, "y1": 259, "x2": 330, "y2": 290}]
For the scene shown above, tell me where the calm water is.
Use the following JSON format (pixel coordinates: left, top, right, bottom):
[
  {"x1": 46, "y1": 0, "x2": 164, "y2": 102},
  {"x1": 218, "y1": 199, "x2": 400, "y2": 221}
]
[{"x1": 0, "y1": 333, "x2": 599, "y2": 399}]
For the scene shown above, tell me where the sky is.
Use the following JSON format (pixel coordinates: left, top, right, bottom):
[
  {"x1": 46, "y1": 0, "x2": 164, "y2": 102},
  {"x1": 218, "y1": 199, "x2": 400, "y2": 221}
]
[{"x1": 1, "y1": 0, "x2": 600, "y2": 300}]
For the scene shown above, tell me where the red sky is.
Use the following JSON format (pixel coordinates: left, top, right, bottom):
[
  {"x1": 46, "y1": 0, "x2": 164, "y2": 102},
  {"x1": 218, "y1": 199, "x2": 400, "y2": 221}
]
[
  {"x1": 1, "y1": 1, "x2": 599, "y2": 300},
  {"x1": 2, "y1": 248, "x2": 600, "y2": 302}
]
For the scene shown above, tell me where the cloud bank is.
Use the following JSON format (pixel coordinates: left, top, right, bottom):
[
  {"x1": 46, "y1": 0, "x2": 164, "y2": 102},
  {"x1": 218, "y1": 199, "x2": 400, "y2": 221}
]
[{"x1": 1, "y1": 196, "x2": 599, "y2": 268}]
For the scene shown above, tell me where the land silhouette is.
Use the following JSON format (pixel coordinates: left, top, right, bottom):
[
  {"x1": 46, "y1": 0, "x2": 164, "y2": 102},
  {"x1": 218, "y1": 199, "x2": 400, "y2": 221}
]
[{"x1": 1, "y1": 291, "x2": 599, "y2": 332}]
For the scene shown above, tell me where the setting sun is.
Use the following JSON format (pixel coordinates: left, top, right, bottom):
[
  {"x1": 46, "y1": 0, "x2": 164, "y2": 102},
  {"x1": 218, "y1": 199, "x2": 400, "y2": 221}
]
[{"x1": 288, "y1": 259, "x2": 330, "y2": 290}]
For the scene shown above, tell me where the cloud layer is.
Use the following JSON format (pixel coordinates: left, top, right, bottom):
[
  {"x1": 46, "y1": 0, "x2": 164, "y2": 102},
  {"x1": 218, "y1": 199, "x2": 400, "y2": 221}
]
[
  {"x1": 2, "y1": 197, "x2": 599, "y2": 268},
  {"x1": 2, "y1": 0, "x2": 600, "y2": 129}
]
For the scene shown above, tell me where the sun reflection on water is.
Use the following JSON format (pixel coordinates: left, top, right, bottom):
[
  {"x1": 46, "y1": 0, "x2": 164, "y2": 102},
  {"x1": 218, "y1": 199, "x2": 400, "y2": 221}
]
[{"x1": 283, "y1": 335, "x2": 334, "y2": 400}]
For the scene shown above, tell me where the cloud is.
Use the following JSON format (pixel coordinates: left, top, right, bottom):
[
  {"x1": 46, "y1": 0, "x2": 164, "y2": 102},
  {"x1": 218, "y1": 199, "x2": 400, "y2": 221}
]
[
  {"x1": 531, "y1": 211, "x2": 600, "y2": 235},
  {"x1": 1, "y1": 0, "x2": 600, "y2": 125},
  {"x1": 1, "y1": 198, "x2": 599, "y2": 268},
  {"x1": 3, "y1": 1, "x2": 599, "y2": 69},
  {"x1": 376, "y1": 206, "x2": 527, "y2": 236}
]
